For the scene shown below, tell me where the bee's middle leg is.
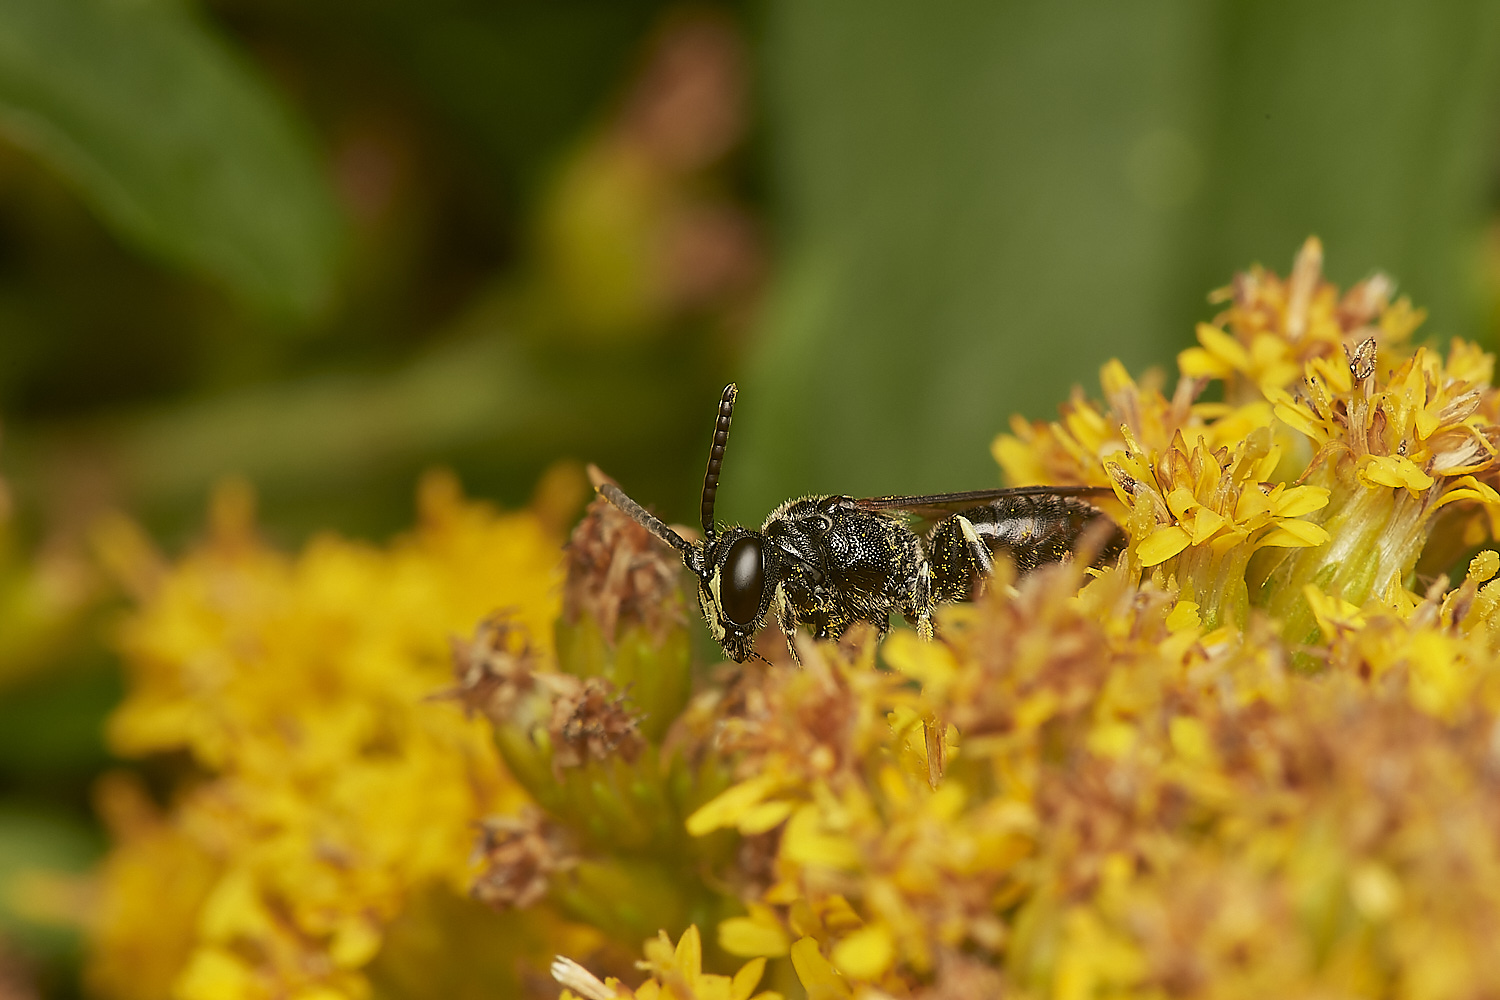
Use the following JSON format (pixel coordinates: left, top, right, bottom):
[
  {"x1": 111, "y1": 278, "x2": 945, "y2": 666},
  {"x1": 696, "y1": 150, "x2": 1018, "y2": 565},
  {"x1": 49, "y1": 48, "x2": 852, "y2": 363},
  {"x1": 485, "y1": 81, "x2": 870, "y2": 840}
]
[{"x1": 910, "y1": 561, "x2": 934, "y2": 640}]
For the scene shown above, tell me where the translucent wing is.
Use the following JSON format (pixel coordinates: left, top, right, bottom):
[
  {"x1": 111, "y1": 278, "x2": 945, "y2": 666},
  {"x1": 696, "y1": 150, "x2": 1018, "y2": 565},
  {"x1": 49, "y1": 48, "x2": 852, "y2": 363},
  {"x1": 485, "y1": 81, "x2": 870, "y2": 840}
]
[{"x1": 853, "y1": 485, "x2": 1114, "y2": 521}]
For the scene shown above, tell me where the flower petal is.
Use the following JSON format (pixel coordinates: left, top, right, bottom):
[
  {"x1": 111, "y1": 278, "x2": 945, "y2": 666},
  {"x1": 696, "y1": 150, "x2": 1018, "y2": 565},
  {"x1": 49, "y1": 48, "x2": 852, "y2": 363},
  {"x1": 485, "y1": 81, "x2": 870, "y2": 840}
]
[
  {"x1": 1271, "y1": 486, "x2": 1330, "y2": 518},
  {"x1": 1137, "y1": 526, "x2": 1191, "y2": 567}
]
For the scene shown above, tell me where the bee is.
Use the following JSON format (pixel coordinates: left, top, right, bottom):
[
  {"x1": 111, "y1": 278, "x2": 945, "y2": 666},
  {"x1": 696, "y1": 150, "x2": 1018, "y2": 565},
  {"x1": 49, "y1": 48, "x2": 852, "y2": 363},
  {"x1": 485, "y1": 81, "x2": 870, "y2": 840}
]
[{"x1": 594, "y1": 384, "x2": 1123, "y2": 662}]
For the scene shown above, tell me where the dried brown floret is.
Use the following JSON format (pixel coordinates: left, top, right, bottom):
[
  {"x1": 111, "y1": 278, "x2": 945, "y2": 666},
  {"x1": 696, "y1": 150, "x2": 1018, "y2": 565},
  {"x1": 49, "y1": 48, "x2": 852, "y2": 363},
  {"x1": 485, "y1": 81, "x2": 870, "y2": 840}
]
[
  {"x1": 449, "y1": 612, "x2": 647, "y2": 777},
  {"x1": 447, "y1": 612, "x2": 541, "y2": 724},
  {"x1": 563, "y1": 494, "x2": 686, "y2": 645},
  {"x1": 712, "y1": 633, "x2": 884, "y2": 788},
  {"x1": 546, "y1": 675, "x2": 646, "y2": 774},
  {"x1": 471, "y1": 809, "x2": 577, "y2": 911}
]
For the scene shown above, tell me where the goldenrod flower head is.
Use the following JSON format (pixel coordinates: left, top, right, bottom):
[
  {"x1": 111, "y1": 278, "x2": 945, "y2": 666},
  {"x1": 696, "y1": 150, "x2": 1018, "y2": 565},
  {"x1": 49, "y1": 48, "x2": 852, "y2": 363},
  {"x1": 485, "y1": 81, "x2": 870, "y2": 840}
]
[
  {"x1": 1102, "y1": 423, "x2": 1329, "y2": 629},
  {"x1": 554, "y1": 926, "x2": 782, "y2": 1000},
  {"x1": 89, "y1": 473, "x2": 563, "y2": 1000},
  {"x1": 1179, "y1": 236, "x2": 1423, "y2": 398}
]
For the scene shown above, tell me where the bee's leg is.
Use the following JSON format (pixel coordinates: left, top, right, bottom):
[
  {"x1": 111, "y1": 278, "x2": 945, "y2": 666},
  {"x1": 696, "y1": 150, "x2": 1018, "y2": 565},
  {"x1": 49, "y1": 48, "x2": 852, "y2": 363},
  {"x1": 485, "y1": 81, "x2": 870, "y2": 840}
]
[
  {"x1": 773, "y1": 587, "x2": 802, "y2": 664},
  {"x1": 783, "y1": 627, "x2": 801, "y2": 664},
  {"x1": 956, "y1": 515, "x2": 995, "y2": 580},
  {"x1": 913, "y1": 561, "x2": 934, "y2": 640},
  {"x1": 927, "y1": 514, "x2": 996, "y2": 602}
]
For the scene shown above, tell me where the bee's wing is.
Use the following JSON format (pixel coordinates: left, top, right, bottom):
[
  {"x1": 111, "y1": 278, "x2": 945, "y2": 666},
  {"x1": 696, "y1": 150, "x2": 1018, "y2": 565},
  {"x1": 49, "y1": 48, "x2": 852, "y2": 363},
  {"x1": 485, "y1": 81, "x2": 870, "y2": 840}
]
[{"x1": 852, "y1": 485, "x2": 1115, "y2": 521}]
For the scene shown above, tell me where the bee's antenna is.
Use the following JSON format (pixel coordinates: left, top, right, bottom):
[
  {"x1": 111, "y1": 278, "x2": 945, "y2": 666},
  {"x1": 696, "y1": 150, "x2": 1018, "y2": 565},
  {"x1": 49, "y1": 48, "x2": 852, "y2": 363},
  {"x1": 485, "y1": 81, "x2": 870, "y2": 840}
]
[
  {"x1": 588, "y1": 465, "x2": 690, "y2": 556},
  {"x1": 700, "y1": 383, "x2": 737, "y2": 542}
]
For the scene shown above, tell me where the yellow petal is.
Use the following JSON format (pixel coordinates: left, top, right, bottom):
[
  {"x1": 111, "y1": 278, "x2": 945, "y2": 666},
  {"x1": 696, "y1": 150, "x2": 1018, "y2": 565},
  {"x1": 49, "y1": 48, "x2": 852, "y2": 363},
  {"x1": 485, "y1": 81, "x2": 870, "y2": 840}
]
[
  {"x1": 1252, "y1": 443, "x2": 1284, "y2": 482},
  {"x1": 738, "y1": 800, "x2": 797, "y2": 835},
  {"x1": 1190, "y1": 508, "x2": 1227, "y2": 546},
  {"x1": 1178, "y1": 346, "x2": 1232, "y2": 379},
  {"x1": 790, "y1": 938, "x2": 852, "y2": 1000},
  {"x1": 1100, "y1": 359, "x2": 1137, "y2": 396},
  {"x1": 1271, "y1": 485, "x2": 1330, "y2": 518},
  {"x1": 1137, "y1": 526, "x2": 1191, "y2": 567},
  {"x1": 1165, "y1": 601, "x2": 1201, "y2": 633},
  {"x1": 1272, "y1": 400, "x2": 1319, "y2": 439},
  {"x1": 1234, "y1": 488, "x2": 1272, "y2": 522},
  {"x1": 1430, "y1": 476, "x2": 1500, "y2": 511},
  {"x1": 174, "y1": 949, "x2": 257, "y2": 1000},
  {"x1": 1207, "y1": 526, "x2": 1251, "y2": 556},
  {"x1": 1349, "y1": 863, "x2": 1402, "y2": 922},
  {"x1": 1360, "y1": 454, "x2": 1434, "y2": 492},
  {"x1": 1415, "y1": 408, "x2": 1440, "y2": 443},
  {"x1": 675, "y1": 924, "x2": 704, "y2": 979},
  {"x1": 329, "y1": 917, "x2": 382, "y2": 969},
  {"x1": 1303, "y1": 584, "x2": 1364, "y2": 641},
  {"x1": 1169, "y1": 716, "x2": 1214, "y2": 765},
  {"x1": 686, "y1": 774, "x2": 782, "y2": 836},
  {"x1": 1257, "y1": 521, "x2": 1330, "y2": 548},
  {"x1": 1088, "y1": 721, "x2": 1138, "y2": 759},
  {"x1": 781, "y1": 806, "x2": 861, "y2": 870},
  {"x1": 992, "y1": 434, "x2": 1045, "y2": 486},
  {"x1": 882, "y1": 629, "x2": 957, "y2": 691},
  {"x1": 1195, "y1": 322, "x2": 1251, "y2": 371},
  {"x1": 732, "y1": 958, "x2": 769, "y2": 1000},
  {"x1": 831, "y1": 924, "x2": 895, "y2": 981},
  {"x1": 720, "y1": 914, "x2": 791, "y2": 958},
  {"x1": 1165, "y1": 487, "x2": 1199, "y2": 519}
]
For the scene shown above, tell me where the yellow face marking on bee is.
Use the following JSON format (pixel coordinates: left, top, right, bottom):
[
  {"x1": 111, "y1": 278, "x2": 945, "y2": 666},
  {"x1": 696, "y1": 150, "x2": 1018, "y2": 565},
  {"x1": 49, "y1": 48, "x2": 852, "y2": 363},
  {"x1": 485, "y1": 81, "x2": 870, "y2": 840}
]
[{"x1": 703, "y1": 570, "x2": 727, "y2": 641}]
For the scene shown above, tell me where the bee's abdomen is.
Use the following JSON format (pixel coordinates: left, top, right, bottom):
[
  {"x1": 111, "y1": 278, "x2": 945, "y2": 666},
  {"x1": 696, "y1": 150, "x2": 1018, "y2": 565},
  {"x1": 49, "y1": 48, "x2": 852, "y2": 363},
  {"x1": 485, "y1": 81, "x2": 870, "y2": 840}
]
[{"x1": 926, "y1": 495, "x2": 1122, "y2": 602}]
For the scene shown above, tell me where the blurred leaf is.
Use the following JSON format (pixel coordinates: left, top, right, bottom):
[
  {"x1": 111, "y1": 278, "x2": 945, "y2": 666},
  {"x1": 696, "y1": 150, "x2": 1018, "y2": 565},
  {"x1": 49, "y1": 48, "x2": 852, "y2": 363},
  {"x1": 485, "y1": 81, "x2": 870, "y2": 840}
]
[
  {"x1": 8, "y1": 324, "x2": 715, "y2": 544},
  {"x1": 0, "y1": 0, "x2": 345, "y2": 318},
  {"x1": 736, "y1": 0, "x2": 1500, "y2": 520},
  {"x1": 0, "y1": 663, "x2": 117, "y2": 773},
  {"x1": 1178, "y1": 0, "x2": 1500, "y2": 339},
  {"x1": 734, "y1": 1, "x2": 1210, "y2": 517},
  {"x1": 366, "y1": 0, "x2": 673, "y2": 189}
]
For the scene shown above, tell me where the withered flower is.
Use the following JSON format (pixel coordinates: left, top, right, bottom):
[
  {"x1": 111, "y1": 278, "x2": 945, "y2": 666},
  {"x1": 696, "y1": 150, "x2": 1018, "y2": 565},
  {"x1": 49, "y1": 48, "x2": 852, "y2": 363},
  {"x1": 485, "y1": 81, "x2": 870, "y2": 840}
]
[
  {"x1": 548, "y1": 675, "x2": 646, "y2": 774},
  {"x1": 472, "y1": 808, "x2": 578, "y2": 911},
  {"x1": 563, "y1": 494, "x2": 688, "y2": 646}
]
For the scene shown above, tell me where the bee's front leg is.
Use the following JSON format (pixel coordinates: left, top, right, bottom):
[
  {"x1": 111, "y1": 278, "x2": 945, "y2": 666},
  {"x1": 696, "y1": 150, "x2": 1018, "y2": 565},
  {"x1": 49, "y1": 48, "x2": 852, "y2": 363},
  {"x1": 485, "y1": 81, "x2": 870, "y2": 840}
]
[
  {"x1": 770, "y1": 585, "x2": 801, "y2": 664},
  {"x1": 782, "y1": 626, "x2": 801, "y2": 664}
]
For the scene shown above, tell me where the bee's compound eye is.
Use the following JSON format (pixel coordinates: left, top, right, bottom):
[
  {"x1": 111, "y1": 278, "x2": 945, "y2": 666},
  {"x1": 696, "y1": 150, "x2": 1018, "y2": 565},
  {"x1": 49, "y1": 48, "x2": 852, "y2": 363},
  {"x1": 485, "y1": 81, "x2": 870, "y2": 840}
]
[{"x1": 721, "y1": 536, "x2": 765, "y2": 626}]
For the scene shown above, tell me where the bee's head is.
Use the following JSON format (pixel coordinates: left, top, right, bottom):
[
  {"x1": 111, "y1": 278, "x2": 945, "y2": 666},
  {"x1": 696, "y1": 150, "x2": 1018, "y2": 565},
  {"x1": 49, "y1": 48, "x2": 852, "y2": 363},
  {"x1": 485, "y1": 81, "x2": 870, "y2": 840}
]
[
  {"x1": 692, "y1": 528, "x2": 770, "y2": 662},
  {"x1": 594, "y1": 383, "x2": 768, "y2": 662}
]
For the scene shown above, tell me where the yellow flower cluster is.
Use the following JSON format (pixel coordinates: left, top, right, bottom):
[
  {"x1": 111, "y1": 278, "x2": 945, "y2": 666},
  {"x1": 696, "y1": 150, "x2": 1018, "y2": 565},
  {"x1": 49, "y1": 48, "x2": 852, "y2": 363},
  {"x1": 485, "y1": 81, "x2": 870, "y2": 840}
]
[
  {"x1": 563, "y1": 239, "x2": 1500, "y2": 996},
  {"x1": 995, "y1": 237, "x2": 1499, "y2": 639},
  {"x1": 88, "y1": 241, "x2": 1500, "y2": 1000},
  {"x1": 672, "y1": 552, "x2": 1500, "y2": 997},
  {"x1": 552, "y1": 925, "x2": 780, "y2": 1000},
  {"x1": 88, "y1": 472, "x2": 568, "y2": 1000}
]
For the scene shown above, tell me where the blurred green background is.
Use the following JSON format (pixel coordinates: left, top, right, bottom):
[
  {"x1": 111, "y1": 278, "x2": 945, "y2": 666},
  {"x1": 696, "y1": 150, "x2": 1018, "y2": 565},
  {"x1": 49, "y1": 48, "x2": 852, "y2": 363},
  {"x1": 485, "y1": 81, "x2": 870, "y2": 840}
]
[{"x1": 0, "y1": 0, "x2": 1498, "y2": 994}]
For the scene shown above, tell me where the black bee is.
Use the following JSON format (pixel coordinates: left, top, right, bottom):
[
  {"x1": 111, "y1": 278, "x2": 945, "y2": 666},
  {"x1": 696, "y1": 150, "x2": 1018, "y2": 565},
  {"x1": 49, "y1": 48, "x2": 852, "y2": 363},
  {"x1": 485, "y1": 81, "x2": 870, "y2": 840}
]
[{"x1": 595, "y1": 384, "x2": 1123, "y2": 662}]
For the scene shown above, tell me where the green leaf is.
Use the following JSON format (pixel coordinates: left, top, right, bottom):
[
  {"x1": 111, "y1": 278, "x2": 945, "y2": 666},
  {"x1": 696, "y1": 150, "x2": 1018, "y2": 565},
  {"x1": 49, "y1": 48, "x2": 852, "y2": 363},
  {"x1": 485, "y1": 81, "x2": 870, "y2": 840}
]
[
  {"x1": 736, "y1": 0, "x2": 1500, "y2": 520},
  {"x1": 0, "y1": 0, "x2": 345, "y2": 318}
]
